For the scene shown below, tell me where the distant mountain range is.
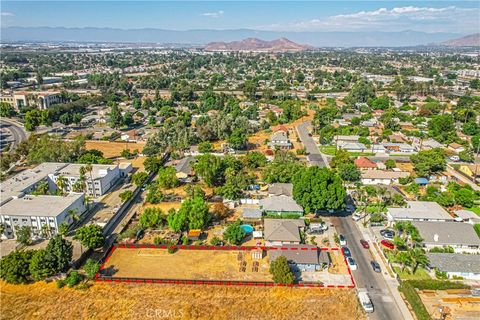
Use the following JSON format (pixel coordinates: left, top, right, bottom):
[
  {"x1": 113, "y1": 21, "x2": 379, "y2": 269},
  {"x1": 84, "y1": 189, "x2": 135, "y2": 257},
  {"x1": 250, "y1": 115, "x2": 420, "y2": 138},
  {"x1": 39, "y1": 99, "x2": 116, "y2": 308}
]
[
  {"x1": 1, "y1": 27, "x2": 467, "y2": 47},
  {"x1": 205, "y1": 37, "x2": 311, "y2": 52},
  {"x1": 441, "y1": 33, "x2": 480, "y2": 47}
]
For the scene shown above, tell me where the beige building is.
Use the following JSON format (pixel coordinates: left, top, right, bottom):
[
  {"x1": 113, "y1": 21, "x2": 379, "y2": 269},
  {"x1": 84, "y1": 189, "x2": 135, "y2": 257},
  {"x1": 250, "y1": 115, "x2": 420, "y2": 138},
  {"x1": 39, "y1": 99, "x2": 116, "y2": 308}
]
[{"x1": 0, "y1": 91, "x2": 63, "y2": 110}]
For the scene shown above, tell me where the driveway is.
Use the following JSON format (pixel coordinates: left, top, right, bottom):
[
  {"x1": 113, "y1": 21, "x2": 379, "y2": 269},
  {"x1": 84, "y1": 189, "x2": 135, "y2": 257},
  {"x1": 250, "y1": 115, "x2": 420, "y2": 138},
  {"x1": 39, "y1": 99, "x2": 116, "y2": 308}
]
[{"x1": 296, "y1": 121, "x2": 327, "y2": 168}]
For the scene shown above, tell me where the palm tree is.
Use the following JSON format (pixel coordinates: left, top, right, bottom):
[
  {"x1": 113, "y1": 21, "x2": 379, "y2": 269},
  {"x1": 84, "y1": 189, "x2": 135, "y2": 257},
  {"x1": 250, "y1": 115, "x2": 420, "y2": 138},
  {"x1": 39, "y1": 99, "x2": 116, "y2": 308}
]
[
  {"x1": 55, "y1": 175, "x2": 68, "y2": 195},
  {"x1": 67, "y1": 209, "x2": 80, "y2": 224},
  {"x1": 409, "y1": 248, "x2": 429, "y2": 274},
  {"x1": 84, "y1": 164, "x2": 95, "y2": 198},
  {"x1": 34, "y1": 180, "x2": 49, "y2": 195},
  {"x1": 394, "y1": 251, "x2": 411, "y2": 272}
]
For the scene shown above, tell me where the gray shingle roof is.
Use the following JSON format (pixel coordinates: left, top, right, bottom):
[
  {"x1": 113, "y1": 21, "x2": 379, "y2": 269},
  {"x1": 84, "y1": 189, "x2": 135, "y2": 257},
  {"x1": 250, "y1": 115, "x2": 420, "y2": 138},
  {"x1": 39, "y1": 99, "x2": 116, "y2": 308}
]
[
  {"x1": 174, "y1": 156, "x2": 195, "y2": 175},
  {"x1": 426, "y1": 253, "x2": 480, "y2": 274},
  {"x1": 269, "y1": 245, "x2": 330, "y2": 265},
  {"x1": 412, "y1": 221, "x2": 480, "y2": 247},
  {"x1": 264, "y1": 219, "x2": 305, "y2": 242},
  {"x1": 242, "y1": 208, "x2": 262, "y2": 219},
  {"x1": 387, "y1": 201, "x2": 453, "y2": 221},
  {"x1": 260, "y1": 195, "x2": 303, "y2": 213}
]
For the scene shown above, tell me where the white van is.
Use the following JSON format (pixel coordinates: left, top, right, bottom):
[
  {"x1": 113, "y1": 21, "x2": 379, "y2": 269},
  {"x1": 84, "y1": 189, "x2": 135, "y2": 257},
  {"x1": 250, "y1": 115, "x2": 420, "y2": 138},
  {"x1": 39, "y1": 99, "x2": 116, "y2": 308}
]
[{"x1": 358, "y1": 291, "x2": 374, "y2": 313}]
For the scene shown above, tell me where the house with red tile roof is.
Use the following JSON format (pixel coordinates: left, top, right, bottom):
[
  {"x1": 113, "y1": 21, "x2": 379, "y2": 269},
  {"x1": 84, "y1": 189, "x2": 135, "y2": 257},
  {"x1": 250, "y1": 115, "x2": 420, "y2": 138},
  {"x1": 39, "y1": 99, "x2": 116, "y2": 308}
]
[{"x1": 354, "y1": 157, "x2": 377, "y2": 169}]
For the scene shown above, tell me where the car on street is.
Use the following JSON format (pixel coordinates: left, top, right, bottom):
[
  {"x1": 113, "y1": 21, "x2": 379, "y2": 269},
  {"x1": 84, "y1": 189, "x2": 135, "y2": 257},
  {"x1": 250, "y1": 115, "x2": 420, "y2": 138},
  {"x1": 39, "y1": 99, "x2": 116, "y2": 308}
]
[
  {"x1": 347, "y1": 257, "x2": 357, "y2": 270},
  {"x1": 371, "y1": 261, "x2": 381, "y2": 273},
  {"x1": 339, "y1": 234, "x2": 347, "y2": 246},
  {"x1": 360, "y1": 239, "x2": 370, "y2": 249},
  {"x1": 342, "y1": 246, "x2": 351, "y2": 258},
  {"x1": 358, "y1": 291, "x2": 374, "y2": 313},
  {"x1": 352, "y1": 212, "x2": 365, "y2": 221},
  {"x1": 381, "y1": 239, "x2": 395, "y2": 250}
]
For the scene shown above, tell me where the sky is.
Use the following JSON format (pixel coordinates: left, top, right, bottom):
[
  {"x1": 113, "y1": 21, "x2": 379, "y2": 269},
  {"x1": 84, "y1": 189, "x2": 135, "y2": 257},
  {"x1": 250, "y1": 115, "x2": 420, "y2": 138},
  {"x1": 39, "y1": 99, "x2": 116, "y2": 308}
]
[{"x1": 1, "y1": 1, "x2": 479, "y2": 34}]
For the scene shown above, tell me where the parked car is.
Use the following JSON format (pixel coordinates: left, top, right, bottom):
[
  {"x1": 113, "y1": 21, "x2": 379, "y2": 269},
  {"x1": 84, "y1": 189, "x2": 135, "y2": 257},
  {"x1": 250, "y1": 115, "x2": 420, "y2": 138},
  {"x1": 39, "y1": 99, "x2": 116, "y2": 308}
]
[
  {"x1": 339, "y1": 234, "x2": 347, "y2": 246},
  {"x1": 380, "y1": 229, "x2": 395, "y2": 240},
  {"x1": 449, "y1": 155, "x2": 460, "y2": 162},
  {"x1": 358, "y1": 291, "x2": 374, "y2": 313},
  {"x1": 381, "y1": 239, "x2": 395, "y2": 250},
  {"x1": 342, "y1": 247, "x2": 352, "y2": 258},
  {"x1": 370, "y1": 261, "x2": 381, "y2": 273},
  {"x1": 347, "y1": 257, "x2": 357, "y2": 270},
  {"x1": 360, "y1": 239, "x2": 370, "y2": 249},
  {"x1": 352, "y1": 212, "x2": 365, "y2": 221}
]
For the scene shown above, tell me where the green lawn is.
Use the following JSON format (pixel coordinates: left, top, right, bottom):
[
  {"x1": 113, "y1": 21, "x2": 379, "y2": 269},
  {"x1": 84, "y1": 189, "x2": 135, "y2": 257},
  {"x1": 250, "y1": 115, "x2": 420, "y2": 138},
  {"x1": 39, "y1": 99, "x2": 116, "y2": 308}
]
[
  {"x1": 469, "y1": 207, "x2": 480, "y2": 217},
  {"x1": 393, "y1": 267, "x2": 431, "y2": 280}
]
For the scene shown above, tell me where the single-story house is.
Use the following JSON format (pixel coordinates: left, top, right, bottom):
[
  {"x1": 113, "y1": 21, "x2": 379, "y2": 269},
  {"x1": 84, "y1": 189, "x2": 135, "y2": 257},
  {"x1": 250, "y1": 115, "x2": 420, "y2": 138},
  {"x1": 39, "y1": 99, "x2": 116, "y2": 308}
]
[
  {"x1": 268, "y1": 131, "x2": 292, "y2": 150},
  {"x1": 381, "y1": 143, "x2": 417, "y2": 154},
  {"x1": 360, "y1": 170, "x2": 410, "y2": 185},
  {"x1": 354, "y1": 157, "x2": 377, "y2": 170},
  {"x1": 268, "y1": 183, "x2": 293, "y2": 197},
  {"x1": 338, "y1": 142, "x2": 367, "y2": 153},
  {"x1": 421, "y1": 138, "x2": 444, "y2": 150},
  {"x1": 173, "y1": 156, "x2": 196, "y2": 180},
  {"x1": 241, "y1": 208, "x2": 263, "y2": 221},
  {"x1": 269, "y1": 244, "x2": 331, "y2": 272},
  {"x1": 386, "y1": 201, "x2": 455, "y2": 224},
  {"x1": 260, "y1": 195, "x2": 303, "y2": 217},
  {"x1": 447, "y1": 143, "x2": 465, "y2": 154},
  {"x1": 333, "y1": 135, "x2": 359, "y2": 143},
  {"x1": 412, "y1": 221, "x2": 480, "y2": 254},
  {"x1": 263, "y1": 219, "x2": 305, "y2": 246},
  {"x1": 426, "y1": 253, "x2": 480, "y2": 280}
]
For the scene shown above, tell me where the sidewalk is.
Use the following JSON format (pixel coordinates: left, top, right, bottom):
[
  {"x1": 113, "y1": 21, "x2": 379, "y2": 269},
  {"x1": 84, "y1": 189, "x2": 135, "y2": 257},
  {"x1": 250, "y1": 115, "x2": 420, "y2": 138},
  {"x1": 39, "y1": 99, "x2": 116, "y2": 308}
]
[{"x1": 359, "y1": 223, "x2": 414, "y2": 320}]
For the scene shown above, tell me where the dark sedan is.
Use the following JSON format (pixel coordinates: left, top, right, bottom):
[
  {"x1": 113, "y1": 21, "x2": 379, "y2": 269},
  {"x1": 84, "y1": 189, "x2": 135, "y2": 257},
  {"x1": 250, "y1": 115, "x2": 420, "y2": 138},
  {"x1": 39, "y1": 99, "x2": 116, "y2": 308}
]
[
  {"x1": 342, "y1": 246, "x2": 352, "y2": 258},
  {"x1": 371, "y1": 261, "x2": 381, "y2": 273}
]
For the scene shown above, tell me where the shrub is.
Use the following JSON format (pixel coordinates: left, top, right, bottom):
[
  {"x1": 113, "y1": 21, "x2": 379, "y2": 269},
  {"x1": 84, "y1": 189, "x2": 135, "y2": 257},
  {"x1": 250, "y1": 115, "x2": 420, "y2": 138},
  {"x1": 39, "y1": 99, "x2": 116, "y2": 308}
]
[
  {"x1": 56, "y1": 279, "x2": 65, "y2": 288},
  {"x1": 210, "y1": 236, "x2": 222, "y2": 246},
  {"x1": 398, "y1": 281, "x2": 430, "y2": 320},
  {"x1": 65, "y1": 271, "x2": 82, "y2": 288},
  {"x1": 408, "y1": 280, "x2": 469, "y2": 290}
]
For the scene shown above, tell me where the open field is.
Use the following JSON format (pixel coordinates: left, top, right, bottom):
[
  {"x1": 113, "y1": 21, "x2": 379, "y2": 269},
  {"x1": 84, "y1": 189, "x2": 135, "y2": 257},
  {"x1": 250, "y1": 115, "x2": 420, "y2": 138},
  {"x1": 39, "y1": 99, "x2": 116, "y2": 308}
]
[
  {"x1": 0, "y1": 281, "x2": 363, "y2": 320},
  {"x1": 103, "y1": 248, "x2": 272, "y2": 282},
  {"x1": 85, "y1": 140, "x2": 145, "y2": 158}
]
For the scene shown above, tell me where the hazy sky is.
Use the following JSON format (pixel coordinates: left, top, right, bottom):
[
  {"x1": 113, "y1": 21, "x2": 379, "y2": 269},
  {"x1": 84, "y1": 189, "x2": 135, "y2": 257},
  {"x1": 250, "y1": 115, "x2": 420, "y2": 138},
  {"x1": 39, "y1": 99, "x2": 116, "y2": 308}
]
[{"x1": 1, "y1": 1, "x2": 479, "y2": 34}]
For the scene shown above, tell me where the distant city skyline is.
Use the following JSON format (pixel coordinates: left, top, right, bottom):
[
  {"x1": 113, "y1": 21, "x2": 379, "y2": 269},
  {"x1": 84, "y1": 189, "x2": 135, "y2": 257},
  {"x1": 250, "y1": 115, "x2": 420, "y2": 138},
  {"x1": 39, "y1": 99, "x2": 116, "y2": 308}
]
[{"x1": 1, "y1": 1, "x2": 479, "y2": 34}]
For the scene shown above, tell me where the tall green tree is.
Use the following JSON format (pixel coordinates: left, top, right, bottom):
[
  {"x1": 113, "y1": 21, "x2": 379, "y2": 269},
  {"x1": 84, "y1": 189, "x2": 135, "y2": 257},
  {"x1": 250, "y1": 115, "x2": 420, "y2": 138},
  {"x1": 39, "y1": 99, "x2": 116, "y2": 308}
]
[
  {"x1": 269, "y1": 256, "x2": 294, "y2": 285},
  {"x1": 0, "y1": 250, "x2": 34, "y2": 284},
  {"x1": 75, "y1": 224, "x2": 105, "y2": 249},
  {"x1": 292, "y1": 167, "x2": 346, "y2": 213}
]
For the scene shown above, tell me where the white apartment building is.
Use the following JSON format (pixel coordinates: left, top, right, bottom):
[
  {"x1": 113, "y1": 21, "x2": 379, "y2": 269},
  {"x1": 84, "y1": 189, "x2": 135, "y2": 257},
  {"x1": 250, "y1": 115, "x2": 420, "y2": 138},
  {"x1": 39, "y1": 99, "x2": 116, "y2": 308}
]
[{"x1": 0, "y1": 193, "x2": 86, "y2": 239}]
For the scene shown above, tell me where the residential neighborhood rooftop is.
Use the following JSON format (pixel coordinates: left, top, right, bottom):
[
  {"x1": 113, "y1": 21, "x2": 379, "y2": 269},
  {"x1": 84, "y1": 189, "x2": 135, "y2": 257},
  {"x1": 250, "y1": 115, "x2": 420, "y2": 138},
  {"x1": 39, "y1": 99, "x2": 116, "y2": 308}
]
[
  {"x1": 412, "y1": 221, "x2": 480, "y2": 247},
  {"x1": 426, "y1": 253, "x2": 480, "y2": 274},
  {"x1": 0, "y1": 193, "x2": 85, "y2": 217}
]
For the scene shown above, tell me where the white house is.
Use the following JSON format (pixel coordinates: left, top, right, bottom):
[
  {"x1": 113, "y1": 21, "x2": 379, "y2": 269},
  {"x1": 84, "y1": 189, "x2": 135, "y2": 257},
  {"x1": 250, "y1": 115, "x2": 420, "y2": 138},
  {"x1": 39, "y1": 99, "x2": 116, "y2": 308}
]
[{"x1": 361, "y1": 170, "x2": 410, "y2": 185}]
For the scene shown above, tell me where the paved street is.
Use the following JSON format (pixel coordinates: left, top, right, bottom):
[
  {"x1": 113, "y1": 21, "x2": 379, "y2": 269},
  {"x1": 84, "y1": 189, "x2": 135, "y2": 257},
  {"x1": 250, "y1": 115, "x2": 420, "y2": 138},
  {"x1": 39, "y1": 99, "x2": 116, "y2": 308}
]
[
  {"x1": 296, "y1": 121, "x2": 327, "y2": 167},
  {"x1": 331, "y1": 215, "x2": 406, "y2": 320},
  {"x1": 0, "y1": 118, "x2": 27, "y2": 152}
]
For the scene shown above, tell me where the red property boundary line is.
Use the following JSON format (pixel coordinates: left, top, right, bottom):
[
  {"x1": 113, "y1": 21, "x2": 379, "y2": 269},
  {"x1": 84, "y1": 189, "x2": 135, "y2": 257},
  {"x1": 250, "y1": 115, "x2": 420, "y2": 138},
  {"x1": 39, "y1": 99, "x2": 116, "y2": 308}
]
[{"x1": 95, "y1": 244, "x2": 355, "y2": 289}]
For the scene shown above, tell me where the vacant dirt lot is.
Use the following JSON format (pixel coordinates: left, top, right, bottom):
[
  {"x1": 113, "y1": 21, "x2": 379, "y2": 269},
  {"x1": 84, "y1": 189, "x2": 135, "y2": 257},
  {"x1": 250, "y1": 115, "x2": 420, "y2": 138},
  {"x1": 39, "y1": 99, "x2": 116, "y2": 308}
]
[
  {"x1": 85, "y1": 140, "x2": 145, "y2": 158},
  {"x1": 1, "y1": 281, "x2": 364, "y2": 320},
  {"x1": 419, "y1": 289, "x2": 480, "y2": 319},
  {"x1": 104, "y1": 248, "x2": 271, "y2": 282}
]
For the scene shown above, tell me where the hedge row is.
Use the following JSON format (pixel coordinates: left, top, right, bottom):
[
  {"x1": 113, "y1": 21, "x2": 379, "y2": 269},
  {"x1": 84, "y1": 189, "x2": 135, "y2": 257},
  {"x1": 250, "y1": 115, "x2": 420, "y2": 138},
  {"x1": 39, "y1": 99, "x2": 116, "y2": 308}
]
[
  {"x1": 408, "y1": 280, "x2": 470, "y2": 291},
  {"x1": 398, "y1": 282, "x2": 431, "y2": 320}
]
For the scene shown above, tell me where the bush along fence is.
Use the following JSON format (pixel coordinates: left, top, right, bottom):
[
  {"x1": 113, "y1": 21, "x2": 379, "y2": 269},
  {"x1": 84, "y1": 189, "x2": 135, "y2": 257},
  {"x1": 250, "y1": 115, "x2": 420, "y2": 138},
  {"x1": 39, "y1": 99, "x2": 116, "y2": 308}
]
[{"x1": 95, "y1": 244, "x2": 355, "y2": 289}]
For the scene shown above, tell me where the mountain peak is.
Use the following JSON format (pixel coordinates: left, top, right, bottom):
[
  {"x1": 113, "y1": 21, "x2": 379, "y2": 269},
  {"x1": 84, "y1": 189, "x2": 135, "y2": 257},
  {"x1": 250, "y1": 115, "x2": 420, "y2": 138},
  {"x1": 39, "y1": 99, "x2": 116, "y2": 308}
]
[
  {"x1": 204, "y1": 37, "x2": 312, "y2": 52},
  {"x1": 441, "y1": 33, "x2": 480, "y2": 47}
]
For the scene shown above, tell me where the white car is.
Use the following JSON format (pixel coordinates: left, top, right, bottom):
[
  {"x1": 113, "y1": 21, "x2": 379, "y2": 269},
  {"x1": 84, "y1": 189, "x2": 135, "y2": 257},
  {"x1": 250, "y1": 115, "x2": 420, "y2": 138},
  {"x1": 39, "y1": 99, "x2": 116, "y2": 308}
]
[
  {"x1": 352, "y1": 212, "x2": 365, "y2": 221},
  {"x1": 347, "y1": 257, "x2": 357, "y2": 270},
  {"x1": 358, "y1": 291, "x2": 374, "y2": 313},
  {"x1": 339, "y1": 234, "x2": 347, "y2": 246}
]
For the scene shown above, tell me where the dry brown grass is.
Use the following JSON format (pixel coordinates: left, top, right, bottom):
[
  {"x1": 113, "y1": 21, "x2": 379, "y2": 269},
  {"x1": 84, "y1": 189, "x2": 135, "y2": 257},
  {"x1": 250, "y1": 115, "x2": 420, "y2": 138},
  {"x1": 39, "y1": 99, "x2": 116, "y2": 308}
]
[
  {"x1": 104, "y1": 248, "x2": 272, "y2": 282},
  {"x1": 1, "y1": 281, "x2": 364, "y2": 320},
  {"x1": 85, "y1": 140, "x2": 145, "y2": 158}
]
